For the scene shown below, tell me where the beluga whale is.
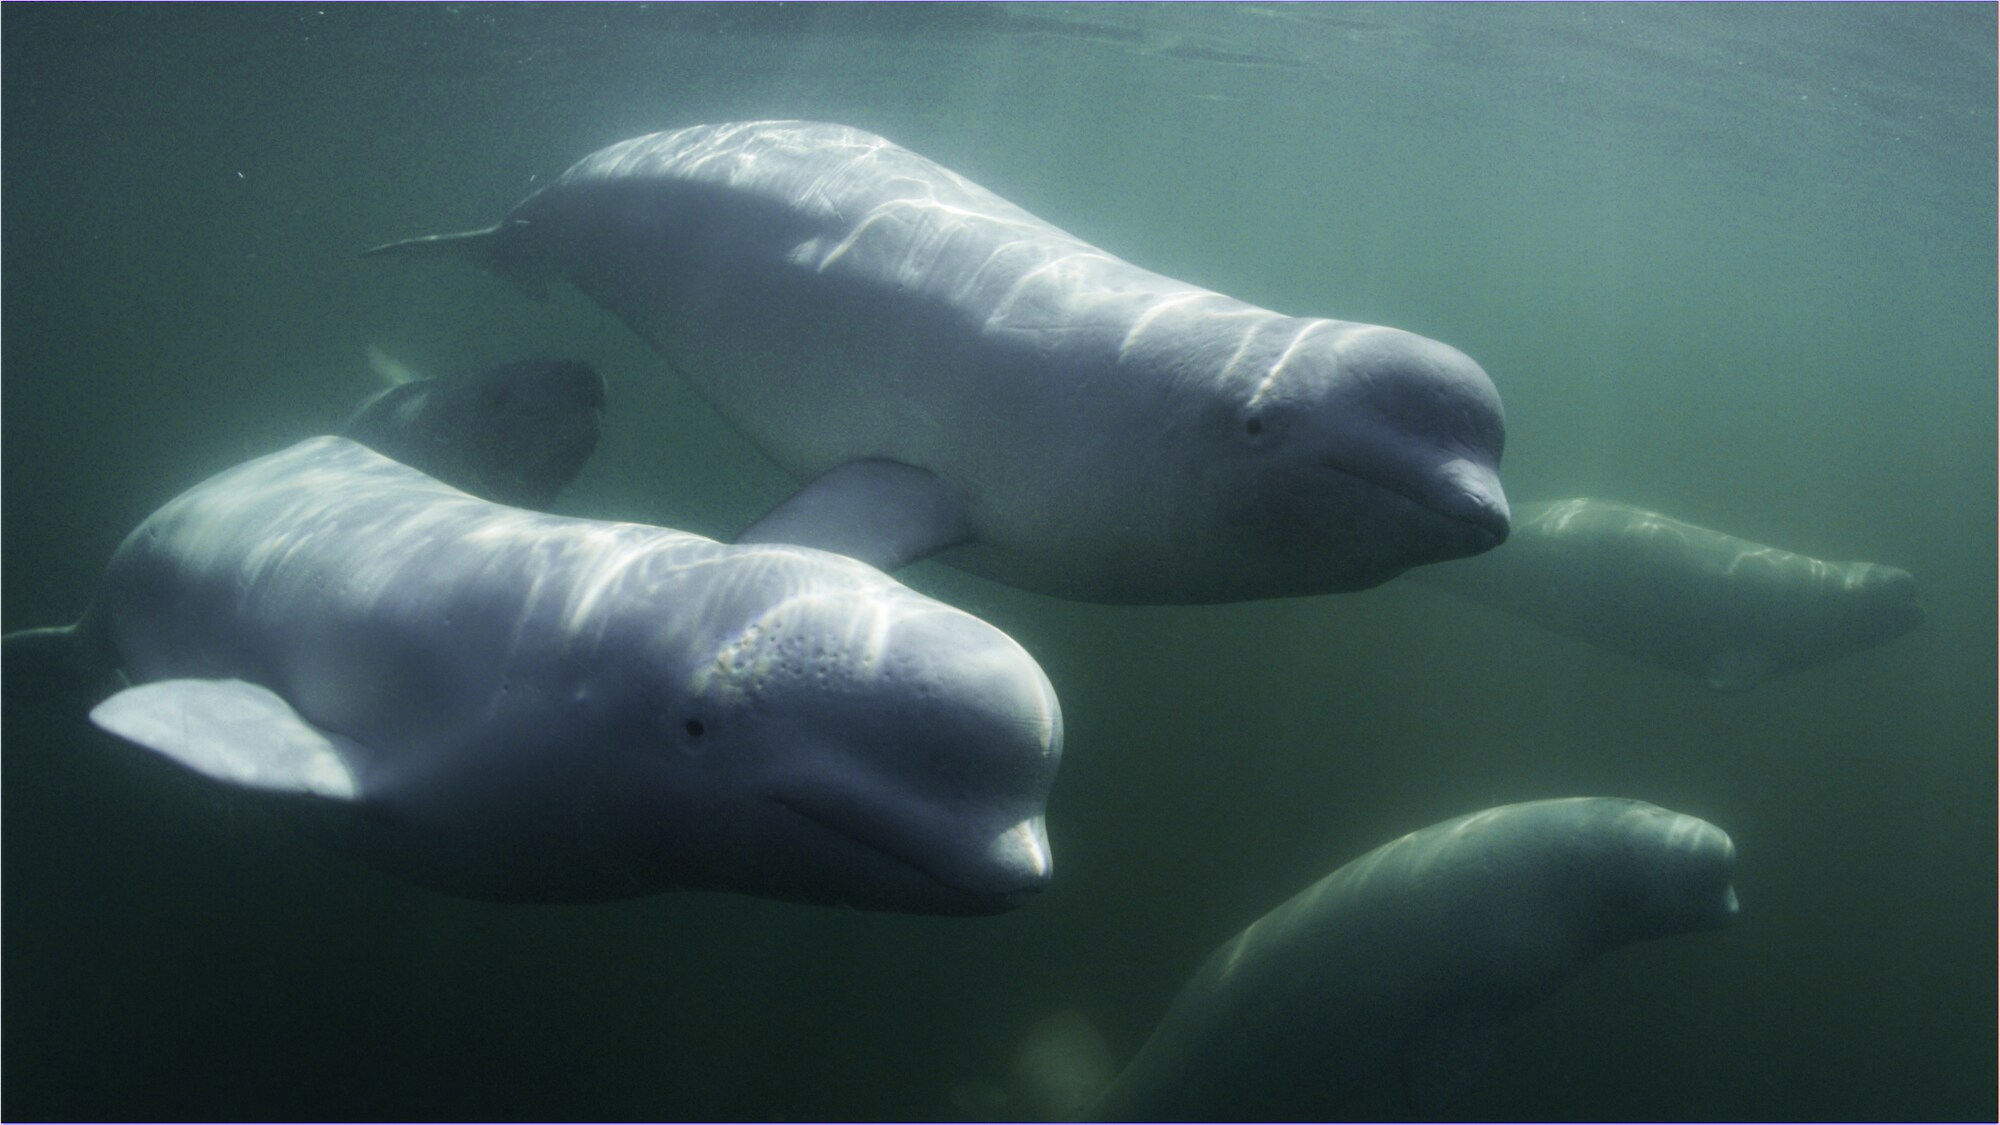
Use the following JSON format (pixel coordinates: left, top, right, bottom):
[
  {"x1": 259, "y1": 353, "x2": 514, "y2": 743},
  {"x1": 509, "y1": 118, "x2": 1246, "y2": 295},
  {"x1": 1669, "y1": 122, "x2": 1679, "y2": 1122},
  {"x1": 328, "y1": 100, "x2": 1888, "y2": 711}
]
[
  {"x1": 1090, "y1": 797, "x2": 1739, "y2": 1120},
  {"x1": 6, "y1": 437, "x2": 1062, "y2": 913},
  {"x1": 368, "y1": 120, "x2": 1510, "y2": 603},
  {"x1": 1408, "y1": 498, "x2": 1924, "y2": 690}
]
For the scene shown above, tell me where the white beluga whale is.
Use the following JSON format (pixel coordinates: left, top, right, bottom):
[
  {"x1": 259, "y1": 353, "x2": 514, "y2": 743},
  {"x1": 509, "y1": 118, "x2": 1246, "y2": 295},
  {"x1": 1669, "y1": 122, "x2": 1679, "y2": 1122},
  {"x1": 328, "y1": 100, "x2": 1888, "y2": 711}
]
[
  {"x1": 368, "y1": 119, "x2": 1510, "y2": 603},
  {"x1": 10, "y1": 437, "x2": 1062, "y2": 912},
  {"x1": 1409, "y1": 498, "x2": 1923, "y2": 690},
  {"x1": 1084, "y1": 798, "x2": 1739, "y2": 1120},
  {"x1": 341, "y1": 349, "x2": 606, "y2": 509}
]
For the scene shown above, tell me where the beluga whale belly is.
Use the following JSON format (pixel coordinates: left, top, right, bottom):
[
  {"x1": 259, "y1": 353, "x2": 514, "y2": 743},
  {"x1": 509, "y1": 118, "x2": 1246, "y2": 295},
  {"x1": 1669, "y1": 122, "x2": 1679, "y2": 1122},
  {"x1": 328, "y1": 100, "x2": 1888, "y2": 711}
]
[
  {"x1": 13, "y1": 437, "x2": 1062, "y2": 913},
  {"x1": 368, "y1": 120, "x2": 1510, "y2": 603}
]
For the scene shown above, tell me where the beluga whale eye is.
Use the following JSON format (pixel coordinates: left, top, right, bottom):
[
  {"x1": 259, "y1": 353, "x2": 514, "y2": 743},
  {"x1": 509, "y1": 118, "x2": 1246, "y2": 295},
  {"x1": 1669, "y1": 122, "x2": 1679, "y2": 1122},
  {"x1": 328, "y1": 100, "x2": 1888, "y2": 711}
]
[
  {"x1": 1244, "y1": 416, "x2": 1263, "y2": 437},
  {"x1": 684, "y1": 718, "x2": 706, "y2": 738}
]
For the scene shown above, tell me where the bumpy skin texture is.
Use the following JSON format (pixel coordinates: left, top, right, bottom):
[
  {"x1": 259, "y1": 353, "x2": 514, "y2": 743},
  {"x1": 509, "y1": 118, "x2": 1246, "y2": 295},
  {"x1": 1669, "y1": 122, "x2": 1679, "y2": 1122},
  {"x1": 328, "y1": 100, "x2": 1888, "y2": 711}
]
[
  {"x1": 88, "y1": 437, "x2": 1062, "y2": 911},
  {"x1": 373, "y1": 120, "x2": 1510, "y2": 603},
  {"x1": 1094, "y1": 798, "x2": 1738, "y2": 1121},
  {"x1": 1410, "y1": 498, "x2": 1923, "y2": 689}
]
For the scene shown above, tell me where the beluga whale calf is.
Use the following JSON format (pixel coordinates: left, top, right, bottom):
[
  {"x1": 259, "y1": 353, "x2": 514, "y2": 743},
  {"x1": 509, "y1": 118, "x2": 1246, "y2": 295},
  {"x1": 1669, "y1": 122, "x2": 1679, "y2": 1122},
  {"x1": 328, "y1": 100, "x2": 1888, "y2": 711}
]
[
  {"x1": 7, "y1": 437, "x2": 1062, "y2": 913},
  {"x1": 368, "y1": 120, "x2": 1510, "y2": 603}
]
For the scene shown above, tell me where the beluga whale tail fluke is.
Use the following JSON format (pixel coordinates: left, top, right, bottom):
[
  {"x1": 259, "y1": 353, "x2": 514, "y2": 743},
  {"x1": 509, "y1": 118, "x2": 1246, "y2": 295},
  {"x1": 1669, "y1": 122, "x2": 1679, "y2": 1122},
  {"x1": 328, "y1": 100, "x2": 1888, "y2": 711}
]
[
  {"x1": 1, "y1": 619, "x2": 123, "y2": 716},
  {"x1": 369, "y1": 119, "x2": 1510, "y2": 603}
]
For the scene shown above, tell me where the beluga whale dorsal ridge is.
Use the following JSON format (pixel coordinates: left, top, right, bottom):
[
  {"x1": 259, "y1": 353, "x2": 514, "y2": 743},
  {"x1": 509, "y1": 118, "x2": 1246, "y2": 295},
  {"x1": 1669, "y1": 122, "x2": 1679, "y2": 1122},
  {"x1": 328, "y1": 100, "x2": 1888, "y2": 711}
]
[
  {"x1": 369, "y1": 120, "x2": 1509, "y2": 603},
  {"x1": 11, "y1": 437, "x2": 1062, "y2": 913}
]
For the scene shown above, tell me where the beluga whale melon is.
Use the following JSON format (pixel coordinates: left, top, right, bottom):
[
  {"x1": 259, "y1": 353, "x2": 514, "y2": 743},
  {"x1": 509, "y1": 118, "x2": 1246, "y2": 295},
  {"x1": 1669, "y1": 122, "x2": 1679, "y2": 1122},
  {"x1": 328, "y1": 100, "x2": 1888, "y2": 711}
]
[{"x1": 369, "y1": 120, "x2": 1510, "y2": 603}]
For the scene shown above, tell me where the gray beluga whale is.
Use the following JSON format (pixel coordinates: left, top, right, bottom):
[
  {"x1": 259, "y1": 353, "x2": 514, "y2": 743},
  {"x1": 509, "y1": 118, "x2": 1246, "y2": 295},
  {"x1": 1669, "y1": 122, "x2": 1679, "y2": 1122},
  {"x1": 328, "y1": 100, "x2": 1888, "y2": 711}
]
[
  {"x1": 14, "y1": 437, "x2": 1061, "y2": 912},
  {"x1": 1088, "y1": 798, "x2": 1739, "y2": 1121},
  {"x1": 341, "y1": 350, "x2": 606, "y2": 508},
  {"x1": 367, "y1": 119, "x2": 1509, "y2": 603},
  {"x1": 1408, "y1": 498, "x2": 1923, "y2": 690}
]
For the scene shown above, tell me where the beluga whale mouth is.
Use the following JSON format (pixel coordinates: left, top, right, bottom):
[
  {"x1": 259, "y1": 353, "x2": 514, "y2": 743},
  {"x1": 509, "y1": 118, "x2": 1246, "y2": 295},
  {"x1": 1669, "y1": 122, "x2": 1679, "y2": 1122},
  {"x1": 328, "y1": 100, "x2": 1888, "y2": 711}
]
[
  {"x1": 1323, "y1": 451, "x2": 1510, "y2": 554},
  {"x1": 1296, "y1": 323, "x2": 1512, "y2": 565},
  {"x1": 709, "y1": 588, "x2": 1062, "y2": 914},
  {"x1": 775, "y1": 794, "x2": 1053, "y2": 911}
]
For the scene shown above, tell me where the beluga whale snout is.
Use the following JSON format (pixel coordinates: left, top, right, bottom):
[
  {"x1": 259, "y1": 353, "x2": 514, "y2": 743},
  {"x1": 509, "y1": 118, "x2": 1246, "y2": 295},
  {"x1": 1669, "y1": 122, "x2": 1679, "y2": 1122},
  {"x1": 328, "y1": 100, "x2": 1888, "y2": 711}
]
[
  {"x1": 690, "y1": 577, "x2": 1062, "y2": 909},
  {"x1": 1238, "y1": 322, "x2": 1510, "y2": 585},
  {"x1": 369, "y1": 119, "x2": 1510, "y2": 604}
]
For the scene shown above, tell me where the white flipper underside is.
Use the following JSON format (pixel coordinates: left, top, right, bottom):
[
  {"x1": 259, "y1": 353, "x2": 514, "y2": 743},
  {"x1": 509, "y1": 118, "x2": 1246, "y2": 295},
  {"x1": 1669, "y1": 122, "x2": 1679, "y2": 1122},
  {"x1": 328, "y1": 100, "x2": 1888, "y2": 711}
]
[{"x1": 90, "y1": 678, "x2": 364, "y2": 800}]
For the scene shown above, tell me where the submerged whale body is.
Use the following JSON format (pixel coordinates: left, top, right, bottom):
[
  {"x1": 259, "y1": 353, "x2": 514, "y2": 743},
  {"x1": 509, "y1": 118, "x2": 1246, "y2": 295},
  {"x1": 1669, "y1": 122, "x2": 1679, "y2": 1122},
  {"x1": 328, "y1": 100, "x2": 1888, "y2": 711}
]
[
  {"x1": 1091, "y1": 797, "x2": 1739, "y2": 1120},
  {"x1": 19, "y1": 438, "x2": 1063, "y2": 913},
  {"x1": 1410, "y1": 498, "x2": 1924, "y2": 690},
  {"x1": 370, "y1": 119, "x2": 1510, "y2": 603}
]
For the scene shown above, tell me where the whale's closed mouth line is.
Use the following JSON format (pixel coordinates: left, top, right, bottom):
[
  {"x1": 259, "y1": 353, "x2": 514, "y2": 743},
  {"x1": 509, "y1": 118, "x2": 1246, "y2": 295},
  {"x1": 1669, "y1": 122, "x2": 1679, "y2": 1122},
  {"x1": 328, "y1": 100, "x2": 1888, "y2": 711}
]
[
  {"x1": 1322, "y1": 460, "x2": 1508, "y2": 547},
  {"x1": 773, "y1": 796, "x2": 1025, "y2": 902}
]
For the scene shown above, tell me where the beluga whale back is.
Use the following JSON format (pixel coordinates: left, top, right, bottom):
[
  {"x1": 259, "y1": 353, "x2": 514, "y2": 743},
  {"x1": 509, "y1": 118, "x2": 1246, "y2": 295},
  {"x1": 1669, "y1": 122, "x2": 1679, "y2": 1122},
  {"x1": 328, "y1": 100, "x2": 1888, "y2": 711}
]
[{"x1": 369, "y1": 120, "x2": 1509, "y2": 603}]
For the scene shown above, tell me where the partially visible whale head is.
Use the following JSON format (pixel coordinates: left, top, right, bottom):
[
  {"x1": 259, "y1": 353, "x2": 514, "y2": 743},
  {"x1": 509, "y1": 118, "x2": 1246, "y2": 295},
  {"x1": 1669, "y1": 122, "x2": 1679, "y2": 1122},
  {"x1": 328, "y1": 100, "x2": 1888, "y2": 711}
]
[
  {"x1": 1220, "y1": 323, "x2": 1509, "y2": 594},
  {"x1": 341, "y1": 357, "x2": 605, "y2": 508},
  {"x1": 1842, "y1": 561, "x2": 1924, "y2": 644},
  {"x1": 1567, "y1": 798, "x2": 1740, "y2": 946},
  {"x1": 656, "y1": 552, "x2": 1062, "y2": 914}
]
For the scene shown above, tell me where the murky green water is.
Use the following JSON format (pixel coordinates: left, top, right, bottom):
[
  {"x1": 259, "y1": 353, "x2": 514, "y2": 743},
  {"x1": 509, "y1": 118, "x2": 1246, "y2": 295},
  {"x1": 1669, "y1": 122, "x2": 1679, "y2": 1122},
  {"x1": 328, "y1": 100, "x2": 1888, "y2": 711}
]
[{"x1": 5, "y1": 5, "x2": 1993, "y2": 1120}]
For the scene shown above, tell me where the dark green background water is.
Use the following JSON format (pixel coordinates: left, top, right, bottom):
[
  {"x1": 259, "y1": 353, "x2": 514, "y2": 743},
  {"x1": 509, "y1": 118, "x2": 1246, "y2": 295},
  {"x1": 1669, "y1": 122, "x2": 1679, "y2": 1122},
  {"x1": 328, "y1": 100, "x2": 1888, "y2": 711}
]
[{"x1": 4, "y1": 4, "x2": 1993, "y2": 1120}]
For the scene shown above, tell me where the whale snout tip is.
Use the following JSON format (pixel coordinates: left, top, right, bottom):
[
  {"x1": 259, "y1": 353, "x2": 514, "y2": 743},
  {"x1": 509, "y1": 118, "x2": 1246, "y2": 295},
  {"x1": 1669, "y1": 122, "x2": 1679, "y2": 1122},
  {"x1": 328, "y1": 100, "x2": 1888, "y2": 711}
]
[
  {"x1": 1867, "y1": 565, "x2": 1924, "y2": 633},
  {"x1": 1435, "y1": 457, "x2": 1511, "y2": 551},
  {"x1": 1675, "y1": 814, "x2": 1740, "y2": 929},
  {"x1": 984, "y1": 815, "x2": 1054, "y2": 891},
  {"x1": 924, "y1": 817, "x2": 1054, "y2": 914}
]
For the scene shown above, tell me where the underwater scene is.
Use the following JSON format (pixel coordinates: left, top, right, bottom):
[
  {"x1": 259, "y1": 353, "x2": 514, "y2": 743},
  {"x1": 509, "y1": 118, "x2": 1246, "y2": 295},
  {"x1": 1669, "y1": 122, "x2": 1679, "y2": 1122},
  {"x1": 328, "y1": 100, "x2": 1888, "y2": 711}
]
[{"x1": 3, "y1": 4, "x2": 1993, "y2": 1121}]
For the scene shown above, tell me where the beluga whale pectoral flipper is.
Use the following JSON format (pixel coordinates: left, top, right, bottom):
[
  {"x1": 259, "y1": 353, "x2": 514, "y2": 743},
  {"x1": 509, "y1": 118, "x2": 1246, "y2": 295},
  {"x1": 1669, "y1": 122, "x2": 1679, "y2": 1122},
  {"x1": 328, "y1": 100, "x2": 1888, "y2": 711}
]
[
  {"x1": 8, "y1": 438, "x2": 1063, "y2": 913},
  {"x1": 368, "y1": 120, "x2": 1510, "y2": 603}
]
